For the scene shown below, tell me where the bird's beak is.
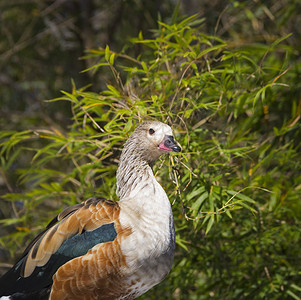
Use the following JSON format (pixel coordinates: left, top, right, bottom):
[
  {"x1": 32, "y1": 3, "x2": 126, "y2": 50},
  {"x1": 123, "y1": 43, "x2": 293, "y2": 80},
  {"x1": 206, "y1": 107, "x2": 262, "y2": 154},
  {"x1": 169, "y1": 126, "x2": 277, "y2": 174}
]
[{"x1": 158, "y1": 135, "x2": 181, "y2": 153}]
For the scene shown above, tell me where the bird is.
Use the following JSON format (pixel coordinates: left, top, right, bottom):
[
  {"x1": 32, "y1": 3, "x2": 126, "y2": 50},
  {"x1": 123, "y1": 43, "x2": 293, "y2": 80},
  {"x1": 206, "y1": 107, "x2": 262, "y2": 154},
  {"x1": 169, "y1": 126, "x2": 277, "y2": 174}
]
[{"x1": 0, "y1": 120, "x2": 181, "y2": 300}]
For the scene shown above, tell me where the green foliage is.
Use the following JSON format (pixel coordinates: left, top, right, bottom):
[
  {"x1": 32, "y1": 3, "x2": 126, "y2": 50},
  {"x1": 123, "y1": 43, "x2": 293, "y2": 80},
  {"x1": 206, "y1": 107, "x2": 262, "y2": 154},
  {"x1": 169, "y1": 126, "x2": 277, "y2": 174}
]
[{"x1": 1, "y1": 4, "x2": 300, "y2": 300}]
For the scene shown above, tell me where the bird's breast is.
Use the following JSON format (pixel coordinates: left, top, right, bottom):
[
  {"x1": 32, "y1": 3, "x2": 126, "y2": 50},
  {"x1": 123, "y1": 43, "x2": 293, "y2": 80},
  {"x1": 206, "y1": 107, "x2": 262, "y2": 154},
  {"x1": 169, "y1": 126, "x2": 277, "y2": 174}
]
[{"x1": 117, "y1": 180, "x2": 175, "y2": 298}]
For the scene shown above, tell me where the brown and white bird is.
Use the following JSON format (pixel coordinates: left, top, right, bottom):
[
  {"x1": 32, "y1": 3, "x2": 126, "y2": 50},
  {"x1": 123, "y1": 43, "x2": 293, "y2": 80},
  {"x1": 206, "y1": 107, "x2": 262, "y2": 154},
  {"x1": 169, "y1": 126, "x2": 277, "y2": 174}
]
[{"x1": 0, "y1": 121, "x2": 181, "y2": 300}]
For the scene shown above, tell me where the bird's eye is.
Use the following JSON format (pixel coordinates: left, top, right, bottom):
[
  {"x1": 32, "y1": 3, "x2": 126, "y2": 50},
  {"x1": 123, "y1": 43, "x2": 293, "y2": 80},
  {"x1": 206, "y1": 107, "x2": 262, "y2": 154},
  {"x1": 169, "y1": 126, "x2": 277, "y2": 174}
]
[{"x1": 149, "y1": 128, "x2": 155, "y2": 135}]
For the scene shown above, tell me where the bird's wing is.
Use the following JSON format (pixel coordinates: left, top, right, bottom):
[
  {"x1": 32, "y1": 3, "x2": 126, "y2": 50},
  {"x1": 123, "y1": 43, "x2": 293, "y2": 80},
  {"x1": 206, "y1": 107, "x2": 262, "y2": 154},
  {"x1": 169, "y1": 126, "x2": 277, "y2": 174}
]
[{"x1": 0, "y1": 197, "x2": 127, "y2": 297}]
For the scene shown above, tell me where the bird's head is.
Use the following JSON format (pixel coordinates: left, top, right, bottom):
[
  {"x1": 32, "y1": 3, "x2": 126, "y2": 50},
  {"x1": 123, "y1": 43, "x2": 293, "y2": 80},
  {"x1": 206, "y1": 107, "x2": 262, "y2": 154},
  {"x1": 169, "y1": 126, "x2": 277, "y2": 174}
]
[{"x1": 124, "y1": 121, "x2": 181, "y2": 165}]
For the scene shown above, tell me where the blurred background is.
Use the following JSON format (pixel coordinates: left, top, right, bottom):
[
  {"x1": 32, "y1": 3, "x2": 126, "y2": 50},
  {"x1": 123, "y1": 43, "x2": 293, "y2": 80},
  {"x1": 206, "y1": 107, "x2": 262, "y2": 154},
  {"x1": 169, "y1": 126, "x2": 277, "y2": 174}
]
[{"x1": 1, "y1": 0, "x2": 299, "y2": 133}]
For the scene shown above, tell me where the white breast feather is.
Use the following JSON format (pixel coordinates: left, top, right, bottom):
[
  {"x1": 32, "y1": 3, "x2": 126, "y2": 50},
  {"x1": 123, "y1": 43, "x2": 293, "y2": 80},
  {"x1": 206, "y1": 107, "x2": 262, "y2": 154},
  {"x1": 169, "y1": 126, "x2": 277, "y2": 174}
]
[{"x1": 118, "y1": 173, "x2": 175, "y2": 294}]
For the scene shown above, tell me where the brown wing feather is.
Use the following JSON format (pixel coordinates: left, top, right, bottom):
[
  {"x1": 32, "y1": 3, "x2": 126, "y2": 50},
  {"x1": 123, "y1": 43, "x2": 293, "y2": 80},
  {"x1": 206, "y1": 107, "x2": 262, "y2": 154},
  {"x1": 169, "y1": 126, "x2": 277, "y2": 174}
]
[
  {"x1": 50, "y1": 220, "x2": 132, "y2": 300},
  {"x1": 21, "y1": 197, "x2": 121, "y2": 278}
]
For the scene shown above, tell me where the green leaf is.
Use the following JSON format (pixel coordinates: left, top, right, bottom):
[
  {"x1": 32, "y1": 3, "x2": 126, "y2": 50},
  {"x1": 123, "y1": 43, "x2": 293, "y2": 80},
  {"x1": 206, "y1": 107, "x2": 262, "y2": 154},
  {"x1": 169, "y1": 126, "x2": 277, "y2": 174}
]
[
  {"x1": 110, "y1": 52, "x2": 115, "y2": 65},
  {"x1": 205, "y1": 215, "x2": 215, "y2": 234},
  {"x1": 105, "y1": 45, "x2": 110, "y2": 61},
  {"x1": 191, "y1": 192, "x2": 208, "y2": 213}
]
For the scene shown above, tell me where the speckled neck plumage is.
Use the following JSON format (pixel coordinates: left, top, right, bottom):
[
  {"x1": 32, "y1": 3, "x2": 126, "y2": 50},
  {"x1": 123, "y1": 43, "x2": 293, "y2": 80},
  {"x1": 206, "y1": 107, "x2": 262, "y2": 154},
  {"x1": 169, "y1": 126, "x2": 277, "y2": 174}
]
[{"x1": 116, "y1": 137, "x2": 153, "y2": 200}]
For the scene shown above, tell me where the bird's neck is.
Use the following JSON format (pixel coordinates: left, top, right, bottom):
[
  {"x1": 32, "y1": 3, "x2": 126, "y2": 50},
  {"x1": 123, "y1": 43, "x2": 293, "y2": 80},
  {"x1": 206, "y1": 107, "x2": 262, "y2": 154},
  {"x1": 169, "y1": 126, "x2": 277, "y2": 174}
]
[{"x1": 116, "y1": 147, "x2": 155, "y2": 200}]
